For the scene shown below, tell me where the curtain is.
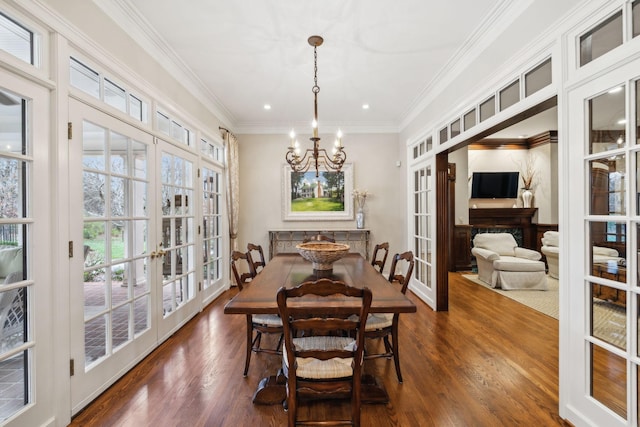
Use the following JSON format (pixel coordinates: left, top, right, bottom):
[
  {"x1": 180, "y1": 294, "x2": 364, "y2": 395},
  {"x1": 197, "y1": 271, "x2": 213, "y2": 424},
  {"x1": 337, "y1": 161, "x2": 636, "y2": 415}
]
[{"x1": 222, "y1": 128, "x2": 239, "y2": 251}]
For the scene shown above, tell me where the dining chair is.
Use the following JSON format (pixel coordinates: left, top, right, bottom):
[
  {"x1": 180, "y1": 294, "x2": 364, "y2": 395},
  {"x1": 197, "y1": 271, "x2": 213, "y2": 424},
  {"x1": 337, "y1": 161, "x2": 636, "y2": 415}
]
[
  {"x1": 230, "y1": 250, "x2": 283, "y2": 376},
  {"x1": 277, "y1": 279, "x2": 372, "y2": 427},
  {"x1": 371, "y1": 242, "x2": 389, "y2": 273},
  {"x1": 363, "y1": 250, "x2": 414, "y2": 383},
  {"x1": 246, "y1": 243, "x2": 266, "y2": 274},
  {"x1": 302, "y1": 234, "x2": 335, "y2": 243}
]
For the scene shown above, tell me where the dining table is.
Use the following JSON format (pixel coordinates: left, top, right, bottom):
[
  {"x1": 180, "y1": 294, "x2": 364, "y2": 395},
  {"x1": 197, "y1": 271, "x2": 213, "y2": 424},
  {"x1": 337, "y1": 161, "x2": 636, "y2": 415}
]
[{"x1": 223, "y1": 252, "x2": 417, "y2": 405}]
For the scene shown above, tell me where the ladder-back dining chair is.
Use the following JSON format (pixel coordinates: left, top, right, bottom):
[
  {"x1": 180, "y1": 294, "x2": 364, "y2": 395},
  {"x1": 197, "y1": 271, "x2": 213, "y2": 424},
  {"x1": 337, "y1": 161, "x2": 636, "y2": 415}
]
[
  {"x1": 362, "y1": 250, "x2": 414, "y2": 383},
  {"x1": 277, "y1": 278, "x2": 372, "y2": 427},
  {"x1": 247, "y1": 243, "x2": 266, "y2": 274},
  {"x1": 230, "y1": 250, "x2": 283, "y2": 376},
  {"x1": 371, "y1": 242, "x2": 389, "y2": 273}
]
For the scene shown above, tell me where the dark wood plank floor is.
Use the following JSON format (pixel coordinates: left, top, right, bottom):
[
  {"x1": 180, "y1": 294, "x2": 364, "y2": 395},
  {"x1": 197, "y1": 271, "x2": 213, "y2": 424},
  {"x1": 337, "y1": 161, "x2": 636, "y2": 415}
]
[{"x1": 70, "y1": 273, "x2": 570, "y2": 426}]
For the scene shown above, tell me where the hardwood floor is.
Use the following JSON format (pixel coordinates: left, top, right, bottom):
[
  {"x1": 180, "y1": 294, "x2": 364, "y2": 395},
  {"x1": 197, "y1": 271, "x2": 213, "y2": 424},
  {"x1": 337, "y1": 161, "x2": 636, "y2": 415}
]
[{"x1": 70, "y1": 273, "x2": 570, "y2": 426}]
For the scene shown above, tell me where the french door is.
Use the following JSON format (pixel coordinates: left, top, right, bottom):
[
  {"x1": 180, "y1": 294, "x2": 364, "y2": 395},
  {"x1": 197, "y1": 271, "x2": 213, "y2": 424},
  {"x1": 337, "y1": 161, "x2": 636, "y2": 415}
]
[
  {"x1": 69, "y1": 100, "x2": 200, "y2": 412},
  {"x1": 0, "y1": 69, "x2": 54, "y2": 427},
  {"x1": 565, "y1": 57, "x2": 640, "y2": 426},
  {"x1": 409, "y1": 161, "x2": 436, "y2": 308}
]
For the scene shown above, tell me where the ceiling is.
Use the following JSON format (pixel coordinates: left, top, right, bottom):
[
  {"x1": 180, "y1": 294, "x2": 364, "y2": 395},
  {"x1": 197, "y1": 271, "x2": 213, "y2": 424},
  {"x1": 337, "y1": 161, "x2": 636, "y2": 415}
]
[{"x1": 103, "y1": 0, "x2": 509, "y2": 134}]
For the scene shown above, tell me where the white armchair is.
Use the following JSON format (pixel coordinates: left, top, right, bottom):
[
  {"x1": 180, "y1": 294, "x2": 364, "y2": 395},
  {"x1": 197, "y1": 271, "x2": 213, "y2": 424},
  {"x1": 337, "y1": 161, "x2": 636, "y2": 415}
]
[
  {"x1": 471, "y1": 233, "x2": 548, "y2": 290},
  {"x1": 541, "y1": 231, "x2": 559, "y2": 279}
]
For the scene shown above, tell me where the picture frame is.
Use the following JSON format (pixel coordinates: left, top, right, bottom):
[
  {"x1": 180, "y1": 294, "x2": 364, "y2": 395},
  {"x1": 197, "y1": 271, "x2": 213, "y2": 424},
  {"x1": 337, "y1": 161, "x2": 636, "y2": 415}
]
[{"x1": 282, "y1": 163, "x2": 354, "y2": 221}]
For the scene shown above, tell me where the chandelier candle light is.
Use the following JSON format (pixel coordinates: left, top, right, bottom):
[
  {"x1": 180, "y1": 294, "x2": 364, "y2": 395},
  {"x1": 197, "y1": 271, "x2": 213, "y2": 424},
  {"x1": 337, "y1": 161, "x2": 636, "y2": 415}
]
[{"x1": 286, "y1": 35, "x2": 347, "y2": 178}]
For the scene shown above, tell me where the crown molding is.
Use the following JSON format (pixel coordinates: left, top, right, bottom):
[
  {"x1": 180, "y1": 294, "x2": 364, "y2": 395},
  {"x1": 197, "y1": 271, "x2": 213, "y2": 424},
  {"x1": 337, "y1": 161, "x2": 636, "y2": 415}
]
[
  {"x1": 93, "y1": 0, "x2": 235, "y2": 128},
  {"x1": 399, "y1": 0, "x2": 532, "y2": 130}
]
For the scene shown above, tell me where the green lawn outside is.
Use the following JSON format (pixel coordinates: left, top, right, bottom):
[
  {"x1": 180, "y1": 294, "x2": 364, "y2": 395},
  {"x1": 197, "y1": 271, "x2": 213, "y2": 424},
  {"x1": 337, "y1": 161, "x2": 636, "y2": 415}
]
[
  {"x1": 291, "y1": 198, "x2": 344, "y2": 212},
  {"x1": 85, "y1": 239, "x2": 125, "y2": 260}
]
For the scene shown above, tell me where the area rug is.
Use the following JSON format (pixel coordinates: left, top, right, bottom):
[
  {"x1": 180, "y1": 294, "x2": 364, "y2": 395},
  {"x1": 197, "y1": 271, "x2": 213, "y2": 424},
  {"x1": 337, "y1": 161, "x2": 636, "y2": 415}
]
[{"x1": 462, "y1": 274, "x2": 559, "y2": 319}]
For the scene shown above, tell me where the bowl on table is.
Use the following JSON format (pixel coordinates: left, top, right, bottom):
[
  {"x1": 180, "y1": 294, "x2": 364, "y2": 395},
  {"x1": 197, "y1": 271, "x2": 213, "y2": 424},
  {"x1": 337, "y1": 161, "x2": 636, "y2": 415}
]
[{"x1": 295, "y1": 242, "x2": 350, "y2": 271}]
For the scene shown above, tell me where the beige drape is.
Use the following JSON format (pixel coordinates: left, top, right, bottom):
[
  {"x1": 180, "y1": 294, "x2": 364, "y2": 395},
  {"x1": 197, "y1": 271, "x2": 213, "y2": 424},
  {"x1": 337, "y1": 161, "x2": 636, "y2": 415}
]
[{"x1": 222, "y1": 128, "x2": 239, "y2": 251}]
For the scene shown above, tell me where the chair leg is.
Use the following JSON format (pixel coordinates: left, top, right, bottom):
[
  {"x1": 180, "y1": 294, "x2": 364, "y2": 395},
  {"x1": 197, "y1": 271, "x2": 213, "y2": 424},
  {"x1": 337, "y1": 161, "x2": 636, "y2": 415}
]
[
  {"x1": 391, "y1": 321, "x2": 402, "y2": 383},
  {"x1": 244, "y1": 315, "x2": 253, "y2": 377},
  {"x1": 287, "y1": 380, "x2": 296, "y2": 427}
]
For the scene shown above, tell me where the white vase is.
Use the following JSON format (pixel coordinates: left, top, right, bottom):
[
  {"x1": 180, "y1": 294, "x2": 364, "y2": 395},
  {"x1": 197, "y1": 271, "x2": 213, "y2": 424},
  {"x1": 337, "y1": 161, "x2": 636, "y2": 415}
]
[
  {"x1": 356, "y1": 208, "x2": 365, "y2": 229},
  {"x1": 522, "y1": 189, "x2": 533, "y2": 208}
]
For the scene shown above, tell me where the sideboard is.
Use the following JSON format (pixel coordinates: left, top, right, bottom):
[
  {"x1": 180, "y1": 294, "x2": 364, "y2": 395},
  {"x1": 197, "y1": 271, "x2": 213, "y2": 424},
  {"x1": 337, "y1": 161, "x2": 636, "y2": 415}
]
[{"x1": 268, "y1": 229, "x2": 370, "y2": 260}]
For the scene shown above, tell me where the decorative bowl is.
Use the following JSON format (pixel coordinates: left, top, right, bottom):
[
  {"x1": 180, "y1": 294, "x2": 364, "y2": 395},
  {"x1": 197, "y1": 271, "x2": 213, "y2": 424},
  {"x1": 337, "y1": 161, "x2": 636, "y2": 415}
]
[{"x1": 296, "y1": 242, "x2": 350, "y2": 271}]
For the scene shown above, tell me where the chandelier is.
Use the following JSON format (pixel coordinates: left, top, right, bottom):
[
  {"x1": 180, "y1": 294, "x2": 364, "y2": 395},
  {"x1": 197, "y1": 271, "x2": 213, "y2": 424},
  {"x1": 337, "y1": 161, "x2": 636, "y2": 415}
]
[{"x1": 286, "y1": 35, "x2": 346, "y2": 177}]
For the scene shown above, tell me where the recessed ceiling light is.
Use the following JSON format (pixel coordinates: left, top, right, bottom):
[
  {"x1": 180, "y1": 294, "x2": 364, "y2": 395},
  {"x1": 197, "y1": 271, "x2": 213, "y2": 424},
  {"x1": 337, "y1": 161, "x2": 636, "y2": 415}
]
[
  {"x1": 518, "y1": 135, "x2": 527, "y2": 139},
  {"x1": 608, "y1": 86, "x2": 623, "y2": 94},
  {"x1": 263, "y1": 104, "x2": 271, "y2": 110},
  {"x1": 617, "y1": 119, "x2": 626, "y2": 124},
  {"x1": 362, "y1": 104, "x2": 369, "y2": 110}
]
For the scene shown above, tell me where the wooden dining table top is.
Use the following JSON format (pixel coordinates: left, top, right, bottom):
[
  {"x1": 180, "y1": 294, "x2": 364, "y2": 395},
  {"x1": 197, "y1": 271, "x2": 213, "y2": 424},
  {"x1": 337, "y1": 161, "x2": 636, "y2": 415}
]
[{"x1": 223, "y1": 253, "x2": 417, "y2": 315}]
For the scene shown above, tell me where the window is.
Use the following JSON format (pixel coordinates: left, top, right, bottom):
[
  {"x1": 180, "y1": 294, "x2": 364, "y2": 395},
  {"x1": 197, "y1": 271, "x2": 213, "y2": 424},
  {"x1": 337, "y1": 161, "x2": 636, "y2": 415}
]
[
  {"x1": 525, "y1": 58, "x2": 552, "y2": 97},
  {"x1": 156, "y1": 110, "x2": 194, "y2": 146},
  {"x1": 479, "y1": 96, "x2": 495, "y2": 122},
  {"x1": 200, "y1": 138, "x2": 223, "y2": 162},
  {"x1": 450, "y1": 119, "x2": 460, "y2": 138},
  {"x1": 0, "y1": 12, "x2": 33, "y2": 65},
  {"x1": 499, "y1": 80, "x2": 520, "y2": 111},
  {"x1": 634, "y1": 0, "x2": 640, "y2": 38},
  {"x1": 412, "y1": 137, "x2": 432, "y2": 159},
  {"x1": 463, "y1": 109, "x2": 476, "y2": 131},
  {"x1": 70, "y1": 57, "x2": 148, "y2": 123},
  {"x1": 439, "y1": 127, "x2": 448, "y2": 144},
  {"x1": 580, "y1": 11, "x2": 623, "y2": 66}
]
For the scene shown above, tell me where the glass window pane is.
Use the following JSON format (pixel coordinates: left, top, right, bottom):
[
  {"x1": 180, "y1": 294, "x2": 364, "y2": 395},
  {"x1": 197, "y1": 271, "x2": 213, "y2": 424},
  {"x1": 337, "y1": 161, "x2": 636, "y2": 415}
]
[
  {"x1": 590, "y1": 158, "x2": 626, "y2": 216},
  {"x1": 463, "y1": 109, "x2": 476, "y2": 131},
  {"x1": 133, "y1": 295, "x2": 149, "y2": 335},
  {"x1": 0, "y1": 89, "x2": 25, "y2": 156},
  {"x1": 70, "y1": 58, "x2": 100, "y2": 99},
  {"x1": 157, "y1": 112, "x2": 170, "y2": 135},
  {"x1": 499, "y1": 80, "x2": 519, "y2": 111},
  {"x1": 634, "y1": 0, "x2": 640, "y2": 38},
  {"x1": 590, "y1": 343, "x2": 626, "y2": 418},
  {"x1": 525, "y1": 58, "x2": 552, "y2": 97},
  {"x1": 110, "y1": 131, "x2": 128, "y2": 175},
  {"x1": 589, "y1": 86, "x2": 625, "y2": 154},
  {"x1": 104, "y1": 79, "x2": 126, "y2": 113},
  {"x1": 592, "y1": 283, "x2": 626, "y2": 349},
  {"x1": 636, "y1": 80, "x2": 640, "y2": 146},
  {"x1": 82, "y1": 121, "x2": 106, "y2": 170},
  {"x1": 589, "y1": 220, "x2": 626, "y2": 282},
  {"x1": 85, "y1": 315, "x2": 107, "y2": 366},
  {"x1": 439, "y1": 127, "x2": 448, "y2": 143},
  {"x1": 580, "y1": 12, "x2": 623, "y2": 66},
  {"x1": 129, "y1": 95, "x2": 142, "y2": 122},
  {"x1": 0, "y1": 12, "x2": 32, "y2": 64},
  {"x1": 480, "y1": 96, "x2": 495, "y2": 122},
  {"x1": 83, "y1": 172, "x2": 106, "y2": 217},
  {"x1": 450, "y1": 119, "x2": 460, "y2": 138},
  {"x1": 0, "y1": 158, "x2": 24, "y2": 219}
]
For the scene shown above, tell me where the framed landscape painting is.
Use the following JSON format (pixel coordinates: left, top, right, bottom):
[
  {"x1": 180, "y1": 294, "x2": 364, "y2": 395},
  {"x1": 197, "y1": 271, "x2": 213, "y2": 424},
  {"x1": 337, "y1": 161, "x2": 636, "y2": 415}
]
[{"x1": 282, "y1": 163, "x2": 353, "y2": 221}]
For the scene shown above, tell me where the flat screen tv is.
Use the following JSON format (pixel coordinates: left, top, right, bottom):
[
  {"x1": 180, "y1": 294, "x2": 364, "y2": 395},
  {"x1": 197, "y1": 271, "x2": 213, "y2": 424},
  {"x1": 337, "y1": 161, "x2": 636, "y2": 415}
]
[{"x1": 471, "y1": 171, "x2": 519, "y2": 199}]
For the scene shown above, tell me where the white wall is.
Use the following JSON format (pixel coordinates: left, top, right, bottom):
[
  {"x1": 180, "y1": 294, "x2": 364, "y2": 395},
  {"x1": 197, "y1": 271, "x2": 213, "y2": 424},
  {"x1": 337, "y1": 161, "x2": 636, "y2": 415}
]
[
  {"x1": 465, "y1": 144, "x2": 558, "y2": 224},
  {"x1": 237, "y1": 133, "x2": 405, "y2": 259}
]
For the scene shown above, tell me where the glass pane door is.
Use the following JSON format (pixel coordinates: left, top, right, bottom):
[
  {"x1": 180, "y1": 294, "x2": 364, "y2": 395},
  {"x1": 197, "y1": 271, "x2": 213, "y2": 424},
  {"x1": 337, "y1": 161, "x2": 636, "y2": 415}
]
[
  {"x1": 156, "y1": 140, "x2": 198, "y2": 338},
  {"x1": 69, "y1": 99, "x2": 156, "y2": 412},
  {"x1": 411, "y1": 163, "x2": 435, "y2": 307},
  {"x1": 201, "y1": 164, "x2": 224, "y2": 301},
  {"x1": 565, "y1": 58, "x2": 640, "y2": 427},
  {"x1": 0, "y1": 87, "x2": 31, "y2": 422}
]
